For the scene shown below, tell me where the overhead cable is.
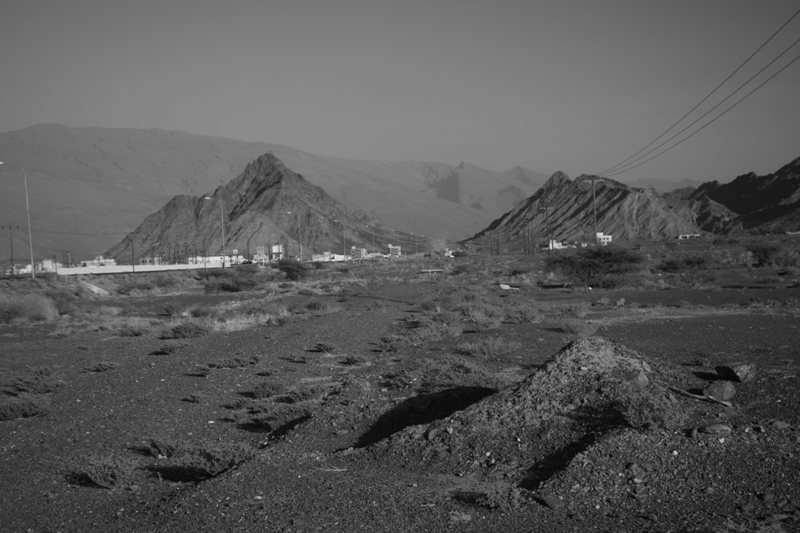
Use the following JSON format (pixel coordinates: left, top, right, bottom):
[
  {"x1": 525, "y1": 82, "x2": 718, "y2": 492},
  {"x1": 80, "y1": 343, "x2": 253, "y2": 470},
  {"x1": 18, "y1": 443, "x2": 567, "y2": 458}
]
[{"x1": 598, "y1": 7, "x2": 800, "y2": 177}]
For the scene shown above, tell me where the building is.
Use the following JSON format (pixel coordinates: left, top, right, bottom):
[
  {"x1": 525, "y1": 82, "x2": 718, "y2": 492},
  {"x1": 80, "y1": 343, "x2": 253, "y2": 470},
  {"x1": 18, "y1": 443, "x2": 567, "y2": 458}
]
[
  {"x1": 678, "y1": 233, "x2": 701, "y2": 240},
  {"x1": 351, "y1": 246, "x2": 368, "y2": 260},
  {"x1": 596, "y1": 232, "x2": 613, "y2": 246},
  {"x1": 388, "y1": 244, "x2": 402, "y2": 258}
]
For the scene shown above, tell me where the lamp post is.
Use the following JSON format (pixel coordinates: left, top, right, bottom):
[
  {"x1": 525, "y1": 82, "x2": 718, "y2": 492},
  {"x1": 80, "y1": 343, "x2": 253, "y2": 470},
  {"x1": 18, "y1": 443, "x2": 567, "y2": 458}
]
[
  {"x1": 0, "y1": 162, "x2": 35, "y2": 278},
  {"x1": 204, "y1": 196, "x2": 226, "y2": 267},
  {"x1": 581, "y1": 177, "x2": 604, "y2": 245}
]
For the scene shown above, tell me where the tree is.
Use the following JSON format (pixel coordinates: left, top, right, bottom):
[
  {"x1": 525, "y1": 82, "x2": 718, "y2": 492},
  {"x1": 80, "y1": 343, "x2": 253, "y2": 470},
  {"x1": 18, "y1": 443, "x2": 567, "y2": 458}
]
[
  {"x1": 658, "y1": 254, "x2": 716, "y2": 287},
  {"x1": 275, "y1": 258, "x2": 309, "y2": 281},
  {"x1": 545, "y1": 245, "x2": 644, "y2": 288}
]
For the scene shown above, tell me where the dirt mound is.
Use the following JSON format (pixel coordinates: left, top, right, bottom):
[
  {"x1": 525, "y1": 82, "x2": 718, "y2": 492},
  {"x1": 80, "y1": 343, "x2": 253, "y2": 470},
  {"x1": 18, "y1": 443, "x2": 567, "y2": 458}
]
[{"x1": 362, "y1": 337, "x2": 693, "y2": 490}]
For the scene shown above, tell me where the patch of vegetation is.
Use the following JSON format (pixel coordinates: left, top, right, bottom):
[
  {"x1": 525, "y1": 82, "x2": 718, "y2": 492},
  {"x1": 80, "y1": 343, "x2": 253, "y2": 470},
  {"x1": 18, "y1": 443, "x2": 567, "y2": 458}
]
[
  {"x1": 0, "y1": 395, "x2": 49, "y2": 421},
  {"x1": 545, "y1": 245, "x2": 645, "y2": 288},
  {"x1": 85, "y1": 362, "x2": 117, "y2": 373},
  {"x1": 456, "y1": 336, "x2": 522, "y2": 358},
  {"x1": 207, "y1": 356, "x2": 260, "y2": 369},
  {"x1": 0, "y1": 294, "x2": 59, "y2": 323},
  {"x1": 70, "y1": 456, "x2": 137, "y2": 489},
  {"x1": 658, "y1": 254, "x2": 716, "y2": 287},
  {"x1": 155, "y1": 442, "x2": 256, "y2": 482},
  {"x1": 164, "y1": 322, "x2": 210, "y2": 339},
  {"x1": 3, "y1": 367, "x2": 63, "y2": 396},
  {"x1": 557, "y1": 319, "x2": 599, "y2": 338},
  {"x1": 250, "y1": 380, "x2": 287, "y2": 400},
  {"x1": 276, "y1": 259, "x2": 310, "y2": 281},
  {"x1": 314, "y1": 342, "x2": 336, "y2": 353},
  {"x1": 153, "y1": 341, "x2": 189, "y2": 355}
]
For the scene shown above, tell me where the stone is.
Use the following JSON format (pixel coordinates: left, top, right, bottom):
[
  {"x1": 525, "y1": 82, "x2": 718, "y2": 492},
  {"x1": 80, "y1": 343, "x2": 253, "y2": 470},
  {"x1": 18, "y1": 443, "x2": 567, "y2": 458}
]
[
  {"x1": 703, "y1": 381, "x2": 736, "y2": 401},
  {"x1": 539, "y1": 494, "x2": 563, "y2": 509},
  {"x1": 626, "y1": 369, "x2": 648, "y2": 389},
  {"x1": 700, "y1": 424, "x2": 732, "y2": 435},
  {"x1": 716, "y1": 362, "x2": 757, "y2": 383},
  {"x1": 771, "y1": 420, "x2": 790, "y2": 430}
]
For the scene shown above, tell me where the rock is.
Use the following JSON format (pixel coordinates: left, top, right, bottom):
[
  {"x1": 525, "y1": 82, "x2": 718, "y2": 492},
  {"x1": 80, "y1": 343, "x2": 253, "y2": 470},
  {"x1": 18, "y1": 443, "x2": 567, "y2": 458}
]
[
  {"x1": 626, "y1": 369, "x2": 649, "y2": 389},
  {"x1": 703, "y1": 381, "x2": 736, "y2": 401},
  {"x1": 426, "y1": 428, "x2": 439, "y2": 441},
  {"x1": 539, "y1": 494, "x2": 563, "y2": 509},
  {"x1": 79, "y1": 280, "x2": 109, "y2": 296},
  {"x1": 700, "y1": 424, "x2": 732, "y2": 435},
  {"x1": 771, "y1": 420, "x2": 790, "y2": 430},
  {"x1": 715, "y1": 362, "x2": 757, "y2": 383}
]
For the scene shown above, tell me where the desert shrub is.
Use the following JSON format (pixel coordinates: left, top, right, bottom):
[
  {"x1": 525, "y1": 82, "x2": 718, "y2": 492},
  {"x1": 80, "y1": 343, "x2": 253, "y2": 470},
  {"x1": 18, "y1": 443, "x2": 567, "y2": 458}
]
[
  {"x1": 747, "y1": 243, "x2": 783, "y2": 267},
  {"x1": 46, "y1": 288, "x2": 81, "y2": 316},
  {"x1": 463, "y1": 306, "x2": 504, "y2": 331},
  {"x1": 161, "y1": 442, "x2": 255, "y2": 481},
  {"x1": 545, "y1": 245, "x2": 644, "y2": 288},
  {"x1": 450, "y1": 264, "x2": 473, "y2": 276},
  {"x1": 71, "y1": 456, "x2": 137, "y2": 489},
  {"x1": 116, "y1": 279, "x2": 156, "y2": 295},
  {"x1": 314, "y1": 342, "x2": 336, "y2": 353},
  {"x1": 551, "y1": 301, "x2": 591, "y2": 319},
  {"x1": 0, "y1": 395, "x2": 49, "y2": 421},
  {"x1": 85, "y1": 362, "x2": 116, "y2": 373},
  {"x1": 207, "y1": 356, "x2": 260, "y2": 369},
  {"x1": 165, "y1": 322, "x2": 209, "y2": 339},
  {"x1": 376, "y1": 334, "x2": 403, "y2": 353},
  {"x1": 116, "y1": 317, "x2": 153, "y2": 337},
  {"x1": 451, "y1": 250, "x2": 469, "y2": 258},
  {"x1": 507, "y1": 302, "x2": 542, "y2": 323},
  {"x1": 154, "y1": 341, "x2": 188, "y2": 355},
  {"x1": 612, "y1": 385, "x2": 686, "y2": 430},
  {"x1": 0, "y1": 294, "x2": 58, "y2": 323},
  {"x1": 456, "y1": 336, "x2": 522, "y2": 358},
  {"x1": 657, "y1": 254, "x2": 716, "y2": 286},
  {"x1": 188, "y1": 305, "x2": 215, "y2": 318},
  {"x1": 3, "y1": 367, "x2": 62, "y2": 395},
  {"x1": 140, "y1": 438, "x2": 184, "y2": 459},
  {"x1": 251, "y1": 380, "x2": 286, "y2": 399},
  {"x1": 276, "y1": 259, "x2": 310, "y2": 281}
]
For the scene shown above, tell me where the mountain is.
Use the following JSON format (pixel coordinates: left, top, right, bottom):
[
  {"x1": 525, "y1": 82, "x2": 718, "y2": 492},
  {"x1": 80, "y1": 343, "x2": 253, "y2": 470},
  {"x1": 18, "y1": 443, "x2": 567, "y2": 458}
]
[
  {"x1": 663, "y1": 156, "x2": 800, "y2": 233},
  {"x1": 623, "y1": 176, "x2": 703, "y2": 193},
  {"x1": 467, "y1": 172, "x2": 699, "y2": 246},
  {"x1": 0, "y1": 124, "x2": 547, "y2": 261},
  {"x1": 104, "y1": 153, "x2": 408, "y2": 263}
]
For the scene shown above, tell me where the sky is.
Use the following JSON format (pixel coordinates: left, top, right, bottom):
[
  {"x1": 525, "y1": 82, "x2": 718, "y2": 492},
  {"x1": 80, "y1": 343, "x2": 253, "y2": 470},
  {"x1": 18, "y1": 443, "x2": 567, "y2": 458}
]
[{"x1": 1, "y1": 0, "x2": 799, "y2": 183}]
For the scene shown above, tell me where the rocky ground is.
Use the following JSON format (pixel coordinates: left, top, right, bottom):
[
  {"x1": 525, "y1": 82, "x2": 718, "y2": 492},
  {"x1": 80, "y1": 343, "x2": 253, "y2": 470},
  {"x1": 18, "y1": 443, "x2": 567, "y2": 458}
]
[{"x1": 1, "y1": 275, "x2": 799, "y2": 533}]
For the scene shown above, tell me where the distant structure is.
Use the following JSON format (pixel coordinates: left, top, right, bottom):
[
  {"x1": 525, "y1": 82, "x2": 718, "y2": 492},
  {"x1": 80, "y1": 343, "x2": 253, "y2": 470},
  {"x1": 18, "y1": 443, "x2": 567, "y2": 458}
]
[
  {"x1": 678, "y1": 233, "x2": 701, "y2": 240},
  {"x1": 351, "y1": 246, "x2": 368, "y2": 260},
  {"x1": 596, "y1": 232, "x2": 612, "y2": 246},
  {"x1": 388, "y1": 244, "x2": 402, "y2": 258},
  {"x1": 81, "y1": 255, "x2": 117, "y2": 267}
]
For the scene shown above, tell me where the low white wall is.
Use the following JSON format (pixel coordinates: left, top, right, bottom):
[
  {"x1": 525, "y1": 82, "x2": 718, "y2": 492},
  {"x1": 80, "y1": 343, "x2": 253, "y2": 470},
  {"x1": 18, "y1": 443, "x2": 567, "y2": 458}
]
[{"x1": 56, "y1": 262, "x2": 225, "y2": 276}]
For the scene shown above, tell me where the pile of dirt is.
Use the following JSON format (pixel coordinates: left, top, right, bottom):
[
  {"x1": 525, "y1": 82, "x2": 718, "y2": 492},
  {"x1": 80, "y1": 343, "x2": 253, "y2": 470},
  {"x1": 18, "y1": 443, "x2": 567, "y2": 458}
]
[{"x1": 361, "y1": 337, "x2": 694, "y2": 490}]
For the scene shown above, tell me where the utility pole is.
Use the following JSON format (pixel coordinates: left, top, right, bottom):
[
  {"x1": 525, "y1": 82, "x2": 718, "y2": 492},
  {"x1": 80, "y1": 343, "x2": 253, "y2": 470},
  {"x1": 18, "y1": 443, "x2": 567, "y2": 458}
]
[
  {"x1": 2, "y1": 225, "x2": 19, "y2": 274},
  {"x1": 588, "y1": 176, "x2": 604, "y2": 245},
  {"x1": 540, "y1": 205, "x2": 554, "y2": 254}
]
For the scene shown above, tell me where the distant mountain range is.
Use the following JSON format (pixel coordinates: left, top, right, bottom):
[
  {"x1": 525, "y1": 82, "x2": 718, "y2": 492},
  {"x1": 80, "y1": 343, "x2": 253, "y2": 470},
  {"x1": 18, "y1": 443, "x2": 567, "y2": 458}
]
[
  {"x1": 468, "y1": 156, "x2": 800, "y2": 247},
  {"x1": 0, "y1": 125, "x2": 547, "y2": 260},
  {"x1": 2, "y1": 124, "x2": 798, "y2": 263}
]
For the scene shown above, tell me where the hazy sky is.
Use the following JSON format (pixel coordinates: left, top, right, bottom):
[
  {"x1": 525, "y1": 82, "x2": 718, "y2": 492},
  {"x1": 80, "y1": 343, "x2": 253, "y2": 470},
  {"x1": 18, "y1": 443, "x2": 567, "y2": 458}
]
[{"x1": 2, "y1": 0, "x2": 798, "y2": 183}]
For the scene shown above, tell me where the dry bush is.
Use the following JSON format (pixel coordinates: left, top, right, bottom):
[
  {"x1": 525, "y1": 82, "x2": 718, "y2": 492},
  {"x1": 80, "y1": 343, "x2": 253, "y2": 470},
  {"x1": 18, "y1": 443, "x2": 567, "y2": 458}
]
[
  {"x1": 557, "y1": 319, "x2": 599, "y2": 338},
  {"x1": 507, "y1": 302, "x2": 542, "y2": 323},
  {"x1": 463, "y1": 306, "x2": 504, "y2": 331},
  {"x1": 71, "y1": 456, "x2": 137, "y2": 489},
  {"x1": 206, "y1": 355, "x2": 260, "y2": 369},
  {"x1": 0, "y1": 294, "x2": 59, "y2": 323},
  {"x1": 85, "y1": 362, "x2": 116, "y2": 373},
  {"x1": 115, "y1": 317, "x2": 154, "y2": 337},
  {"x1": 251, "y1": 380, "x2": 286, "y2": 399},
  {"x1": 158, "y1": 442, "x2": 256, "y2": 482},
  {"x1": 163, "y1": 321, "x2": 210, "y2": 339},
  {"x1": 3, "y1": 367, "x2": 62, "y2": 395},
  {"x1": 153, "y1": 341, "x2": 188, "y2": 355},
  {"x1": 0, "y1": 395, "x2": 49, "y2": 421},
  {"x1": 457, "y1": 336, "x2": 522, "y2": 358},
  {"x1": 140, "y1": 437, "x2": 184, "y2": 459},
  {"x1": 551, "y1": 301, "x2": 591, "y2": 319}
]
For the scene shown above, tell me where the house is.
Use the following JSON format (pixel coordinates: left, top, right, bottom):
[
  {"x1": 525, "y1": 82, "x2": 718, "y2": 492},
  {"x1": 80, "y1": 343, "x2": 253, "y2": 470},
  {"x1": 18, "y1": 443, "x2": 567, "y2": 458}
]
[
  {"x1": 596, "y1": 232, "x2": 612, "y2": 246},
  {"x1": 388, "y1": 244, "x2": 402, "y2": 258},
  {"x1": 678, "y1": 233, "x2": 701, "y2": 240},
  {"x1": 351, "y1": 246, "x2": 368, "y2": 260}
]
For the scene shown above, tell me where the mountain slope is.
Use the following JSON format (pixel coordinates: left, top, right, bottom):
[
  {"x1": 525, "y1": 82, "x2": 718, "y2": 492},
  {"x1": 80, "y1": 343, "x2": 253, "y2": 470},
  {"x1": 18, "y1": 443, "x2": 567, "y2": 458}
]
[
  {"x1": 468, "y1": 172, "x2": 699, "y2": 246},
  {"x1": 104, "y1": 153, "x2": 406, "y2": 262},
  {"x1": 0, "y1": 124, "x2": 547, "y2": 261}
]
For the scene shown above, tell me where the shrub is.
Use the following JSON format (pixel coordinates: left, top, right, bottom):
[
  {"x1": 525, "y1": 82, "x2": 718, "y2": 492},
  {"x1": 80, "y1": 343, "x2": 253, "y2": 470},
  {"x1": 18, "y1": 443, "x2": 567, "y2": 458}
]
[
  {"x1": 140, "y1": 438, "x2": 184, "y2": 459},
  {"x1": 161, "y1": 442, "x2": 255, "y2": 481},
  {"x1": 165, "y1": 322, "x2": 209, "y2": 339},
  {"x1": 4, "y1": 367, "x2": 62, "y2": 395},
  {"x1": 0, "y1": 294, "x2": 59, "y2": 323},
  {"x1": 747, "y1": 243, "x2": 783, "y2": 266},
  {"x1": 557, "y1": 319, "x2": 599, "y2": 338},
  {"x1": 657, "y1": 254, "x2": 716, "y2": 286},
  {"x1": 71, "y1": 456, "x2": 136, "y2": 489},
  {"x1": 456, "y1": 337, "x2": 522, "y2": 358},
  {"x1": 85, "y1": 362, "x2": 116, "y2": 373},
  {"x1": 276, "y1": 259, "x2": 310, "y2": 281},
  {"x1": 545, "y1": 245, "x2": 644, "y2": 288},
  {"x1": 251, "y1": 381, "x2": 286, "y2": 399},
  {"x1": 0, "y1": 395, "x2": 49, "y2": 421}
]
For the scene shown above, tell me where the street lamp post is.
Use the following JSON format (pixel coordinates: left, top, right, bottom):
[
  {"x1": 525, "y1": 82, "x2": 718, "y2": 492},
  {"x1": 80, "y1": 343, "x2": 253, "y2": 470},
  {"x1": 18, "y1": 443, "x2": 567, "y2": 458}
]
[
  {"x1": 0, "y1": 162, "x2": 35, "y2": 278},
  {"x1": 204, "y1": 196, "x2": 226, "y2": 267}
]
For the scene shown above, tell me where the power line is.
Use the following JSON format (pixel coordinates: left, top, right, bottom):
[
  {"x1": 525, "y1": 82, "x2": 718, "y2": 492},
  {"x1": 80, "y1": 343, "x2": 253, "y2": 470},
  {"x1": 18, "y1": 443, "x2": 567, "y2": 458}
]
[
  {"x1": 599, "y1": 7, "x2": 800, "y2": 177},
  {"x1": 604, "y1": 50, "x2": 800, "y2": 177}
]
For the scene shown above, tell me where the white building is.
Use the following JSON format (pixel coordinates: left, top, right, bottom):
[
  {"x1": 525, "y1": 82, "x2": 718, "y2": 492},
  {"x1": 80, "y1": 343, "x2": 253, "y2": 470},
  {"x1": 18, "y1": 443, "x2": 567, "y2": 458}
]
[
  {"x1": 388, "y1": 244, "x2": 402, "y2": 257},
  {"x1": 596, "y1": 232, "x2": 613, "y2": 246}
]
